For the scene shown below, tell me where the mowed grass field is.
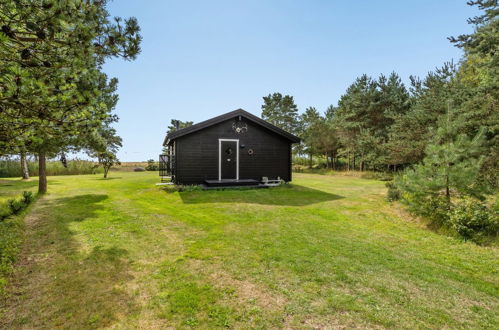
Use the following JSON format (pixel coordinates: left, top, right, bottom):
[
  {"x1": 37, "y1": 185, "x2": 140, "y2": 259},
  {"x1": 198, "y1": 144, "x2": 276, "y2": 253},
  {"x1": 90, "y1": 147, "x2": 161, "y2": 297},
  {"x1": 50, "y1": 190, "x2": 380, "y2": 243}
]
[{"x1": 0, "y1": 172, "x2": 497, "y2": 329}]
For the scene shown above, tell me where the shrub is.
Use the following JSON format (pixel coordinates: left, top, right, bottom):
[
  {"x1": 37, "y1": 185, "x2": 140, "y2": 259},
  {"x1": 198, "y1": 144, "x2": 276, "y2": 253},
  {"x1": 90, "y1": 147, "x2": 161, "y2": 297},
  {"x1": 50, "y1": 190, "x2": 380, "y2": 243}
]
[
  {"x1": 378, "y1": 174, "x2": 393, "y2": 181},
  {"x1": 134, "y1": 167, "x2": 146, "y2": 172},
  {"x1": 7, "y1": 199, "x2": 24, "y2": 215},
  {"x1": 292, "y1": 156, "x2": 310, "y2": 166},
  {"x1": 145, "y1": 159, "x2": 159, "y2": 171},
  {"x1": 0, "y1": 205, "x2": 11, "y2": 221},
  {"x1": 386, "y1": 182, "x2": 400, "y2": 201},
  {"x1": 449, "y1": 198, "x2": 498, "y2": 244},
  {"x1": 1, "y1": 191, "x2": 35, "y2": 221},
  {"x1": 422, "y1": 195, "x2": 451, "y2": 226},
  {"x1": 400, "y1": 192, "x2": 450, "y2": 227},
  {"x1": 22, "y1": 191, "x2": 34, "y2": 204},
  {"x1": 292, "y1": 165, "x2": 306, "y2": 173}
]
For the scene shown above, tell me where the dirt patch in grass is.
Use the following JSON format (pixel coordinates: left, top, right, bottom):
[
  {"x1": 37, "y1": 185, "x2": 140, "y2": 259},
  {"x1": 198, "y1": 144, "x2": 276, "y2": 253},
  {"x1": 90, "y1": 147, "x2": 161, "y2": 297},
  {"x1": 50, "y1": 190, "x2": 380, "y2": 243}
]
[
  {"x1": 179, "y1": 258, "x2": 292, "y2": 327},
  {"x1": 210, "y1": 270, "x2": 286, "y2": 309}
]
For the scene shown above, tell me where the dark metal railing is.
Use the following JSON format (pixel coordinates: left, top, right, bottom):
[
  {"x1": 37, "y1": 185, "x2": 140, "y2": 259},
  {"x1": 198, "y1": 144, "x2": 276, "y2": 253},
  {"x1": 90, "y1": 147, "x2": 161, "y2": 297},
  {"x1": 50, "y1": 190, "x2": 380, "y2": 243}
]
[{"x1": 159, "y1": 154, "x2": 171, "y2": 177}]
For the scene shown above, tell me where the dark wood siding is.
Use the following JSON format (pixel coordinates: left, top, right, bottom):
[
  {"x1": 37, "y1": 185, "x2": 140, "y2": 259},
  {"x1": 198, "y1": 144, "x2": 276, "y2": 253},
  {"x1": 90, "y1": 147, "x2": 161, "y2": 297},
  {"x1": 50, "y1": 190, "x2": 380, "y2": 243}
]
[{"x1": 174, "y1": 117, "x2": 292, "y2": 185}]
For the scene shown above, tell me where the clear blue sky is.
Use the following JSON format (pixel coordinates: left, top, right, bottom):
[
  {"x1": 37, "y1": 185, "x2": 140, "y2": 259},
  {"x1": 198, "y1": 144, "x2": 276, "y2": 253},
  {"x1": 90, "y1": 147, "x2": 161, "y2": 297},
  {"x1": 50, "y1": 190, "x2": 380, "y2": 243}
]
[{"x1": 100, "y1": 0, "x2": 478, "y2": 161}]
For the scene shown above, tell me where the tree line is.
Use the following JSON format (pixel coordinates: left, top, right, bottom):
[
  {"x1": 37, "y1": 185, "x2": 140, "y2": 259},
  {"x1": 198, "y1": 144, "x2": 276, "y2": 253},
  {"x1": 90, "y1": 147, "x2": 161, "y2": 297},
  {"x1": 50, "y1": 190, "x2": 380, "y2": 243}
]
[
  {"x1": 260, "y1": 1, "x2": 498, "y2": 243},
  {"x1": 0, "y1": 0, "x2": 142, "y2": 192},
  {"x1": 259, "y1": 1, "x2": 496, "y2": 184},
  {"x1": 262, "y1": 63, "x2": 496, "y2": 183}
]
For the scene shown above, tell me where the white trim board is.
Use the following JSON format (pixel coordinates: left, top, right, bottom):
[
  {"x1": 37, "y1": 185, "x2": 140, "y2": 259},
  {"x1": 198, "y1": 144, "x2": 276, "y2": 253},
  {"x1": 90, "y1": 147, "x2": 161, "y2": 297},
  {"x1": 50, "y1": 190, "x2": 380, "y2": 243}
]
[{"x1": 218, "y1": 139, "x2": 239, "y2": 180}]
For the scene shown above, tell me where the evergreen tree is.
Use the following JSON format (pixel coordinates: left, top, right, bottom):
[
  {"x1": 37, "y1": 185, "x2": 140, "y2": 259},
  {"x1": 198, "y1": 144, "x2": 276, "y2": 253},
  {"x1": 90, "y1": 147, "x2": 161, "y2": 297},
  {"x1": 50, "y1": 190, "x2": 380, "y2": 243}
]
[
  {"x1": 449, "y1": 0, "x2": 498, "y2": 72},
  {"x1": 449, "y1": 0, "x2": 499, "y2": 187},
  {"x1": 86, "y1": 122, "x2": 122, "y2": 179},
  {"x1": 299, "y1": 106, "x2": 341, "y2": 169},
  {"x1": 300, "y1": 107, "x2": 321, "y2": 166},
  {"x1": 163, "y1": 119, "x2": 193, "y2": 154},
  {"x1": 386, "y1": 63, "x2": 460, "y2": 167},
  {"x1": 396, "y1": 108, "x2": 487, "y2": 221},
  {"x1": 0, "y1": 0, "x2": 141, "y2": 193},
  {"x1": 261, "y1": 93, "x2": 300, "y2": 135},
  {"x1": 167, "y1": 119, "x2": 194, "y2": 135},
  {"x1": 334, "y1": 73, "x2": 409, "y2": 170},
  {"x1": 316, "y1": 116, "x2": 341, "y2": 169},
  {"x1": 325, "y1": 105, "x2": 337, "y2": 120}
]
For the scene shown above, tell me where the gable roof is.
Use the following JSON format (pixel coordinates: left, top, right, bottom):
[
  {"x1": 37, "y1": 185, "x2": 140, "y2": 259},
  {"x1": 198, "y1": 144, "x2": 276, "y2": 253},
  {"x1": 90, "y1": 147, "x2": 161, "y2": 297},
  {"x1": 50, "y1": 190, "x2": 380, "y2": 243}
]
[{"x1": 163, "y1": 109, "x2": 301, "y2": 145}]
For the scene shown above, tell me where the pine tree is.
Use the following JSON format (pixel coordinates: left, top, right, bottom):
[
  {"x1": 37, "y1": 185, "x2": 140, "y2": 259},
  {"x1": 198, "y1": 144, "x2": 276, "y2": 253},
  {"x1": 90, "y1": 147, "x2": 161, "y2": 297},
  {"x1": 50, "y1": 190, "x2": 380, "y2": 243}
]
[
  {"x1": 162, "y1": 119, "x2": 193, "y2": 154},
  {"x1": 386, "y1": 63, "x2": 460, "y2": 167},
  {"x1": 334, "y1": 73, "x2": 410, "y2": 170},
  {"x1": 396, "y1": 107, "x2": 487, "y2": 221},
  {"x1": 261, "y1": 93, "x2": 300, "y2": 135},
  {"x1": 0, "y1": 0, "x2": 141, "y2": 193},
  {"x1": 167, "y1": 119, "x2": 194, "y2": 135},
  {"x1": 86, "y1": 122, "x2": 123, "y2": 179},
  {"x1": 300, "y1": 107, "x2": 321, "y2": 166},
  {"x1": 450, "y1": 0, "x2": 499, "y2": 187},
  {"x1": 449, "y1": 0, "x2": 499, "y2": 72}
]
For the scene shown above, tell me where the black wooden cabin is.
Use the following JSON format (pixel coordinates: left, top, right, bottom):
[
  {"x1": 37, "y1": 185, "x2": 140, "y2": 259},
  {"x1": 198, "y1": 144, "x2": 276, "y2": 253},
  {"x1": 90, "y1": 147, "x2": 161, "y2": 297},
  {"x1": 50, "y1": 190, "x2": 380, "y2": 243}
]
[{"x1": 161, "y1": 109, "x2": 300, "y2": 186}]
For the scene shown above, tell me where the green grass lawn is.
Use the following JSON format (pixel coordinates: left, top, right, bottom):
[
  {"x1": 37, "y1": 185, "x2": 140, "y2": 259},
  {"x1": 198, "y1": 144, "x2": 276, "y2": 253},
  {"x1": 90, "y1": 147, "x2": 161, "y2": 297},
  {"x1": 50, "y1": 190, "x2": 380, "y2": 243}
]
[{"x1": 0, "y1": 172, "x2": 497, "y2": 329}]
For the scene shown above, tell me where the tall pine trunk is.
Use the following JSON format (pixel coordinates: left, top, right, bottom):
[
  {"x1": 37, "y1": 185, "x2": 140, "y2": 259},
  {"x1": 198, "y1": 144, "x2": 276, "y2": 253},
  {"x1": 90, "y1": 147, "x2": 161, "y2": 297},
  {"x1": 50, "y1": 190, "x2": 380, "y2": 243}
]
[
  {"x1": 20, "y1": 152, "x2": 29, "y2": 180},
  {"x1": 38, "y1": 152, "x2": 47, "y2": 194}
]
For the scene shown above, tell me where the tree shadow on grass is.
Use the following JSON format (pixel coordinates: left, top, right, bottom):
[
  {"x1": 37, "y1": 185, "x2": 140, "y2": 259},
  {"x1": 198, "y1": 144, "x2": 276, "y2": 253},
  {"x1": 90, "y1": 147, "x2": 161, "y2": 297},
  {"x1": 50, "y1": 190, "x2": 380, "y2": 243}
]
[
  {"x1": 2, "y1": 194, "x2": 138, "y2": 329},
  {"x1": 179, "y1": 184, "x2": 343, "y2": 206},
  {"x1": 0, "y1": 179, "x2": 39, "y2": 190},
  {"x1": 0, "y1": 178, "x2": 62, "y2": 196}
]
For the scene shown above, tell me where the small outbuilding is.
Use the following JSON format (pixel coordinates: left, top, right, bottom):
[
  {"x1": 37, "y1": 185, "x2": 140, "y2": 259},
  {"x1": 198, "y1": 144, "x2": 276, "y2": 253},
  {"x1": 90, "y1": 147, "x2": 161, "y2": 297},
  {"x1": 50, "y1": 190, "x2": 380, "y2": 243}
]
[{"x1": 161, "y1": 109, "x2": 300, "y2": 187}]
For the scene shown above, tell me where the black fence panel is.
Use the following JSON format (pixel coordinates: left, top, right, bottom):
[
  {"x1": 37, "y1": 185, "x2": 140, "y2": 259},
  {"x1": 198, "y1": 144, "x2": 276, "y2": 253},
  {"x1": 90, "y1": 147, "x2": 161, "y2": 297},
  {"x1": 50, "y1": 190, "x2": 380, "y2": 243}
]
[{"x1": 159, "y1": 154, "x2": 170, "y2": 177}]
